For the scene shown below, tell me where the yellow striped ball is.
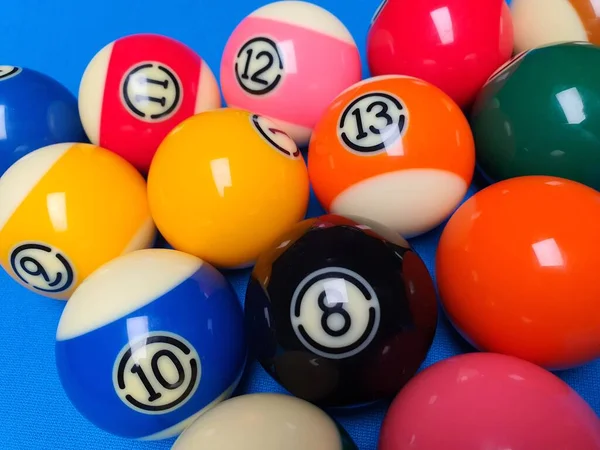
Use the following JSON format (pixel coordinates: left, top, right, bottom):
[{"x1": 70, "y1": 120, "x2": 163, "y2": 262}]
[{"x1": 0, "y1": 142, "x2": 156, "y2": 300}]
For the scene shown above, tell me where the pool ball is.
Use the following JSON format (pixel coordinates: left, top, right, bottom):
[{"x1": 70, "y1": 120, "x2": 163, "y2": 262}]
[
  {"x1": 0, "y1": 142, "x2": 155, "y2": 300},
  {"x1": 244, "y1": 214, "x2": 438, "y2": 407},
  {"x1": 511, "y1": 0, "x2": 600, "y2": 53},
  {"x1": 147, "y1": 108, "x2": 309, "y2": 269},
  {"x1": 78, "y1": 33, "x2": 220, "y2": 174},
  {"x1": 172, "y1": 393, "x2": 358, "y2": 450},
  {"x1": 220, "y1": 1, "x2": 362, "y2": 146},
  {"x1": 471, "y1": 42, "x2": 600, "y2": 190},
  {"x1": 436, "y1": 176, "x2": 600, "y2": 370},
  {"x1": 378, "y1": 353, "x2": 600, "y2": 450},
  {"x1": 366, "y1": 0, "x2": 514, "y2": 108},
  {"x1": 0, "y1": 65, "x2": 87, "y2": 176},
  {"x1": 308, "y1": 75, "x2": 475, "y2": 238},
  {"x1": 55, "y1": 248, "x2": 247, "y2": 440}
]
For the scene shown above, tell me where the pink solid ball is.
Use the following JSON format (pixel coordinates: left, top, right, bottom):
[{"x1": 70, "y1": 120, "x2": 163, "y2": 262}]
[{"x1": 379, "y1": 353, "x2": 600, "y2": 450}]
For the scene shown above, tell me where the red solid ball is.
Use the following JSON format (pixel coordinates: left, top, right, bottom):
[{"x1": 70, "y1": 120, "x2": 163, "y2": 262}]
[
  {"x1": 378, "y1": 353, "x2": 600, "y2": 450},
  {"x1": 366, "y1": 0, "x2": 514, "y2": 109}
]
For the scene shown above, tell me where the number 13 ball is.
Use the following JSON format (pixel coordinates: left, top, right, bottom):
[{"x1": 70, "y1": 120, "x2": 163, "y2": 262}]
[
  {"x1": 308, "y1": 75, "x2": 475, "y2": 238},
  {"x1": 220, "y1": 1, "x2": 362, "y2": 146},
  {"x1": 56, "y1": 249, "x2": 246, "y2": 440}
]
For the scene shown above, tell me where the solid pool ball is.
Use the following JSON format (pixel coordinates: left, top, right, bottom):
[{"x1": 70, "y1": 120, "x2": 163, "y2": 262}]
[
  {"x1": 308, "y1": 75, "x2": 475, "y2": 238},
  {"x1": 0, "y1": 142, "x2": 155, "y2": 300},
  {"x1": 511, "y1": 0, "x2": 600, "y2": 53},
  {"x1": 147, "y1": 108, "x2": 309, "y2": 269},
  {"x1": 244, "y1": 214, "x2": 438, "y2": 407},
  {"x1": 172, "y1": 394, "x2": 358, "y2": 450},
  {"x1": 471, "y1": 42, "x2": 600, "y2": 190},
  {"x1": 378, "y1": 353, "x2": 600, "y2": 450},
  {"x1": 0, "y1": 65, "x2": 87, "y2": 176},
  {"x1": 55, "y1": 248, "x2": 247, "y2": 440},
  {"x1": 366, "y1": 0, "x2": 514, "y2": 108},
  {"x1": 78, "y1": 33, "x2": 220, "y2": 173},
  {"x1": 436, "y1": 176, "x2": 600, "y2": 370},
  {"x1": 220, "y1": 1, "x2": 362, "y2": 146}
]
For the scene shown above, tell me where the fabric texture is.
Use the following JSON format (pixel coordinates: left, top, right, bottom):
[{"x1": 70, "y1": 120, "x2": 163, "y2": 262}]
[{"x1": 0, "y1": 0, "x2": 597, "y2": 449}]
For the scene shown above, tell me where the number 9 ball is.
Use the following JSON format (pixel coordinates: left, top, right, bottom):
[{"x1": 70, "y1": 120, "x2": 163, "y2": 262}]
[{"x1": 244, "y1": 214, "x2": 438, "y2": 408}]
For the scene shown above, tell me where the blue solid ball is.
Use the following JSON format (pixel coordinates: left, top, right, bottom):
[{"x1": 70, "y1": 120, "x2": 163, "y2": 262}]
[
  {"x1": 55, "y1": 248, "x2": 247, "y2": 440},
  {"x1": 0, "y1": 65, "x2": 87, "y2": 175}
]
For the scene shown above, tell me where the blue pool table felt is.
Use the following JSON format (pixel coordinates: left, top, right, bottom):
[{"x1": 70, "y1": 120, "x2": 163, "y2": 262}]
[{"x1": 0, "y1": 0, "x2": 597, "y2": 448}]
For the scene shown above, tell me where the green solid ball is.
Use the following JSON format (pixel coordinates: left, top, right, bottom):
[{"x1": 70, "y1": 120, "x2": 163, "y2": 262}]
[{"x1": 470, "y1": 42, "x2": 600, "y2": 190}]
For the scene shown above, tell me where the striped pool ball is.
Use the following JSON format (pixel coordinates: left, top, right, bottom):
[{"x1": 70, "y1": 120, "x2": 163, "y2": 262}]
[
  {"x1": 220, "y1": 1, "x2": 362, "y2": 146},
  {"x1": 55, "y1": 249, "x2": 247, "y2": 440},
  {"x1": 78, "y1": 33, "x2": 221, "y2": 174},
  {"x1": 308, "y1": 75, "x2": 475, "y2": 238},
  {"x1": 0, "y1": 142, "x2": 155, "y2": 300},
  {"x1": 512, "y1": 0, "x2": 600, "y2": 53}
]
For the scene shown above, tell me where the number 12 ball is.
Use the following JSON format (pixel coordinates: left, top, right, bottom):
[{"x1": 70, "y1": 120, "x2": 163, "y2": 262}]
[
  {"x1": 220, "y1": 1, "x2": 362, "y2": 146},
  {"x1": 308, "y1": 75, "x2": 475, "y2": 238},
  {"x1": 245, "y1": 214, "x2": 438, "y2": 407}
]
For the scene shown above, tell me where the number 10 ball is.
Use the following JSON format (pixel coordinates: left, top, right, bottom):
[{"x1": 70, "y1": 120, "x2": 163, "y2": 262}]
[
  {"x1": 56, "y1": 249, "x2": 246, "y2": 439},
  {"x1": 220, "y1": 0, "x2": 362, "y2": 146}
]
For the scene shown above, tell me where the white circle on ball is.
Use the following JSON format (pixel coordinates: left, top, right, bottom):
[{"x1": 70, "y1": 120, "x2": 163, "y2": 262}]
[
  {"x1": 0, "y1": 66, "x2": 22, "y2": 81},
  {"x1": 9, "y1": 241, "x2": 75, "y2": 294},
  {"x1": 337, "y1": 91, "x2": 408, "y2": 155},
  {"x1": 250, "y1": 114, "x2": 300, "y2": 159},
  {"x1": 234, "y1": 36, "x2": 284, "y2": 95},
  {"x1": 120, "y1": 61, "x2": 183, "y2": 122},
  {"x1": 290, "y1": 266, "x2": 381, "y2": 360},
  {"x1": 113, "y1": 331, "x2": 201, "y2": 415}
]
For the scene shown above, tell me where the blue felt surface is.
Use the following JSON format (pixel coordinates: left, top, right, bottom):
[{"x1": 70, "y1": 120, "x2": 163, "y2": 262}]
[{"x1": 0, "y1": 0, "x2": 598, "y2": 449}]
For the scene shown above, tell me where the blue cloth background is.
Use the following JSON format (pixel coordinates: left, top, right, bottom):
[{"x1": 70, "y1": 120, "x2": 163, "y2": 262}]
[{"x1": 0, "y1": 0, "x2": 597, "y2": 448}]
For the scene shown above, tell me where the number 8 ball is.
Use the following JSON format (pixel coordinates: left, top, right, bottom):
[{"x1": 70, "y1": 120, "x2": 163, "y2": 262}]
[{"x1": 244, "y1": 214, "x2": 438, "y2": 408}]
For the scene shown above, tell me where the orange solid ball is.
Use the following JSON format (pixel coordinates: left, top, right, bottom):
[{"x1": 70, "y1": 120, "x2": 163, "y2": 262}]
[
  {"x1": 436, "y1": 176, "x2": 600, "y2": 370},
  {"x1": 308, "y1": 74, "x2": 474, "y2": 238}
]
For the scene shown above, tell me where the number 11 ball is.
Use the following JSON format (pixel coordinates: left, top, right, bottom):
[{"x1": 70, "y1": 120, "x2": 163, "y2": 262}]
[
  {"x1": 308, "y1": 75, "x2": 475, "y2": 238},
  {"x1": 56, "y1": 249, "x2": 246, "y2": 440},
  {"x1": 245, "y1": 214, "x2": 438, "y2": 407},
  {"x1": 78, "y1": 33, "x2": 221, "y2": 174},
  {"x1": 220, "y1": 0, "x2": 362, "y2": 146}
]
